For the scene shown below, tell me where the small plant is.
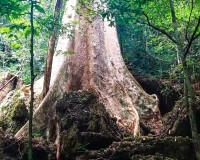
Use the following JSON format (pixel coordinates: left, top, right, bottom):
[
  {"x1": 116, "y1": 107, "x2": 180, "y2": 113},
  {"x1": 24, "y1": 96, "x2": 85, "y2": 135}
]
[{"x1": 33, "y1": 130, "x2": 42, "y2": 138}]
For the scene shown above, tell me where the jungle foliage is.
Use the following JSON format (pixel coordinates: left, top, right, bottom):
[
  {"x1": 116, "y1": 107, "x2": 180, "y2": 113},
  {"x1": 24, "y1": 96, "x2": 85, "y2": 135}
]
[
  {"x1": 1, "y1": 0, "x2": 200, "y2": 83},
  {"x1": 104, "y1": 0, "x2": 200, "y2": 81},
  {"x1": 0, "y1": 0, "x2": 56, "y2": 84}
]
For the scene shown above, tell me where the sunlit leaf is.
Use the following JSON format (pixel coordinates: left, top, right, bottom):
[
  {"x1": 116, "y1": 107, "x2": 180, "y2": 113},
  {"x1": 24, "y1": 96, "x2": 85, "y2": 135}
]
[
  {"x1": 35, "y1": 5, "x2": 45, "y2": 14},
  {"x1": 11, "y1": 42, "x2": 21, "y2": 49},
  {"x1": 24, "y1": 27, "x2": 31, "y2": 39}
]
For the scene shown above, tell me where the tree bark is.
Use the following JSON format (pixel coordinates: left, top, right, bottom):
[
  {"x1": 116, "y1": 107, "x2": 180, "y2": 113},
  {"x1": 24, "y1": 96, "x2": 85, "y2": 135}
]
[
  {"x1": 182, "y1": 57, "x2": 200, "y2": 159},
  {"x1": 42, "y1": 0, "x2": 65, "y2": 98},
  {"x1": 15, "y1": 0, "x2": 162, "y2": 138},
  {"x1": 42, "y1": 35, "x2": 56, "y2": 98}
]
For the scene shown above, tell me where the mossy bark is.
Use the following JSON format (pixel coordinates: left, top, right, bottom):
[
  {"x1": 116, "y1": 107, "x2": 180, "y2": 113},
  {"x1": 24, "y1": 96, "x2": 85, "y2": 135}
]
[{"x1": 0, "y1": 98, "x2": 28, "y2": 134}]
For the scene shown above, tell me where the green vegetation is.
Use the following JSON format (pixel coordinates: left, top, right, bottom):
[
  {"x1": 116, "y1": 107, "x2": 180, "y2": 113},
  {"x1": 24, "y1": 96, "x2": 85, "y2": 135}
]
[
  {"x1": 116, "y1": 23, "x2": 176, "y2": 77},
  {"x1": 1, "y1": 0, "x2": 199, "y2": 82},
  {"x1": 103, "y1": 0, "x2": 200, "y2": 80},
  {"x1": 0, "y1": 0, "x2": 56, "y2": 84}
]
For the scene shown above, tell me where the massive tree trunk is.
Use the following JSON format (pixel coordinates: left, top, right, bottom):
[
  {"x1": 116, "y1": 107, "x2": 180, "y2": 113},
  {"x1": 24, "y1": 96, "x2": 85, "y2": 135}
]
[{"x1": 15, "y1": 0, "x2": 162, "y2": 138}]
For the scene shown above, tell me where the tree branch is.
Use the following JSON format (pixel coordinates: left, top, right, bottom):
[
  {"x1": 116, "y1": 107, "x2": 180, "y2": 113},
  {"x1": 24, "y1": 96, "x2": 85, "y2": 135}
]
[
  {"x1": 0, "y1": 76, "x2": 18, "y2": 91},
  {"x1": 185, "y1": 0, "x2": 194, "y2": 42},
  {"x1": 193, "y1": 32, "x2": 200, "y2": 40},
  {"x1": 184, "y1": 17, "x2": 200, "y2": 57},
  {"x1": 142, "y1": 11, "x2": 177, "y2": 44}
]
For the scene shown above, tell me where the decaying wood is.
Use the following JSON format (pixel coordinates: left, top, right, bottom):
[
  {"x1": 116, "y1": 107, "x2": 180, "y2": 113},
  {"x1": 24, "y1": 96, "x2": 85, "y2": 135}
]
[{"x1": 0, "y1": 75, "x2": 18, "y2": 91}]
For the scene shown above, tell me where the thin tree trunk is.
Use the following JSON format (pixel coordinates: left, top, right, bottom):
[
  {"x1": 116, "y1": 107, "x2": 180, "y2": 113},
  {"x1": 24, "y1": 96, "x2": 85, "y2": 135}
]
[
  {"x1": 42, "y1": 0, "x2": 65, "y2": 98},
  {"x1": 182, "y1": 58, "x2": 200, "y2": 159},
  {"x1": 28, "y1": 0, "x2": 34, "y2": 159},
  {"x1": 43, "y1": 35, "x2": 56, "y2": 97},
  {"x1": 181, "y1": 58, "x2": 197, "y2": 136}
]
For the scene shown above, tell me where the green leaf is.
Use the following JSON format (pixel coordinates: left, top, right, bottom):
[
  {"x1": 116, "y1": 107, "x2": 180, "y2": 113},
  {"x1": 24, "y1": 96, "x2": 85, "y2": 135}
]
[
  {"x1": 35, "y1": 5, "x2": 45, "y2": 14},
  {"x1": 11, "y1": 12, "x2": 19, "y2": 19},
  {"x1": 102, "y1": 13, "x2": 108, "y2": 19},
  {"x1": 34, "y1": 28, "x2": 40, "y2": 36},
  {"x1": 0, "y1": 27, "x2": 10, "y2": 33},
  {"x1": 14, "y1": 35, "x2": 19, "y2": 40},
  {"x1": 8, "y1": 34, "x2": 14, "y2": 38},
  {"x1": 11, "y1": 42, "x2": 21, "y2": 49},
  {"x1": 20, "y1": 4, "x2": 30, "y2": 12},
  {"x1": 108, "y1": 21, "x2": 115, "y2": 27},
  {"x1": 24, "y1": 27, "x2": 31, "y2": 39}
]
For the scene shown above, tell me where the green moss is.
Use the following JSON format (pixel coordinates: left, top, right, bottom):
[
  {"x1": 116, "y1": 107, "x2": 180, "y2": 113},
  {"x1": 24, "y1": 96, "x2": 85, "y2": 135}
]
[
  {"x1": 0, "y1": 98, "x2": 28, "y2": 134},
  {"x1": 11, "y1": 100, "x2": 28, "y2": 121}
]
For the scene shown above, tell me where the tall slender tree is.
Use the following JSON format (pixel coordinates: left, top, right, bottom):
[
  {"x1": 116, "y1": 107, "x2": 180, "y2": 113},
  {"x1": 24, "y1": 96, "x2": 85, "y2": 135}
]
[
  {"x1": 28, "y1": 0, "x2": 34, "y2": 159},
  {"x1": 42, "y1": 0, "x2": 66, "y2": 98}
]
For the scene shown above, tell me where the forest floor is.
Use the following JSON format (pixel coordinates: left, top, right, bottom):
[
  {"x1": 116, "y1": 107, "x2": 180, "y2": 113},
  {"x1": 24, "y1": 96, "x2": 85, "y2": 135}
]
[
  {"x1": 0, "y1": 88, "x2": 199, "y2": 160},
  {"x1": 0, "y1": 66, "x2": 200, "y2": 160}
]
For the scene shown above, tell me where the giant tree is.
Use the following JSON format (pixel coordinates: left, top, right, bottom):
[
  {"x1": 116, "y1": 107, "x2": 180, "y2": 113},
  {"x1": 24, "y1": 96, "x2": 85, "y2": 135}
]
[{"x1": 15, "y1": 0, "x2": 162, "y2": 142}]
